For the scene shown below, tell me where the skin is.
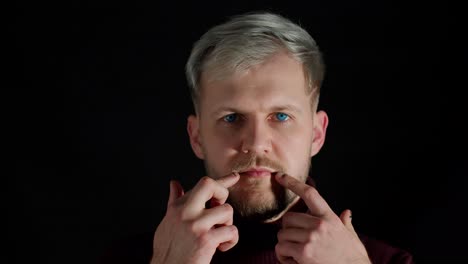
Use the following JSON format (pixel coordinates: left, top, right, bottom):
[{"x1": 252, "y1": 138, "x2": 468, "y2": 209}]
[
  {"x1": 274, "y1": 173, "x2": 370, "y2": 264},
  {"x1": 151, "y1": 173, "x2": 240, "y2": 264},
  {"x1": 151, "y1": 52, "x2": 371, "y2": 263},
  {"x1": 188, "y1": 52, "x2": 326, "y2": 221}
]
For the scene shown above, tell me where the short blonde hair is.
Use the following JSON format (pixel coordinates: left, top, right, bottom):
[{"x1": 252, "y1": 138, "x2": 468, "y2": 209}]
[{"x1": 186, "y1": 11, "x2": 325, "y2": 112}]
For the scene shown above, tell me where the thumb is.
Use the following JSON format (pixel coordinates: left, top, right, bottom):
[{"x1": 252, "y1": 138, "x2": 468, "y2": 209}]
[
  {"x1": 340, "y1": 209, "x2": 358, "y2": 236},
  {"x1": 168, "y1": 180, "x2": 184, "y2": 206}
]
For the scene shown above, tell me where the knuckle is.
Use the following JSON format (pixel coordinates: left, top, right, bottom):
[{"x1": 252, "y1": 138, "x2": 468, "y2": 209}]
[
  {"x1": 303, "y1": 244, "x2": 314, "y2": 259},
  {"x1": 230, "y1": 227, "x2": 239, "y2": 241},
  {"x1": 299, "y1": 244, "x2": 309, "y2": 257},
  {"x1": 276, "y1": 229, "x2": 284, "y2": 241},
  {"x1": 187, "y1": 220, "x2": 198, "y2": 233},
  {"x1": 197, "y1": 233, "x2": 214, "y2": 249},
  {"x1": 316, "y1": 219, "x2": 330, "y2": 236},
  {"x1": 299, "y1": 243, "x2": 316, "y2": 260},
  {"x1": 306, "y1": 231, "x2": 317, "y2": 243},
  {"x1": 274, "y1": 243, "x2": 282, "y2": 254},
  {"x1": 222, "y1": 203, "x2": 234, "y2": 214},
  {"x1": 315, "y1": 218, "x2": 325, "y2": 230},
  {"x1": 232, "y1": 225, "x2": 239, "y2": 235},
  {"x1": 199, "y1": 176, "x2": 215, "y2": 188}
]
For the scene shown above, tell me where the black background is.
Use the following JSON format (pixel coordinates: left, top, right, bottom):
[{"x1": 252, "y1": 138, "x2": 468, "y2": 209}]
[{"x1": 11, "y1": 1, "x2": 467, "y2": 263}]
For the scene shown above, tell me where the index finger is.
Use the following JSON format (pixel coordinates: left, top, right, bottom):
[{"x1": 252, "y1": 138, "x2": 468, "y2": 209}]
[
  {"x1": 187, "y1": 172, "x2": 240, "y2": 211},
  {"x1": 275, "y1": 173, "x2": 332, "y2": 217},
  {"x1": 217, "y1": 171, "x2": 240, "y2": 188},
  {"x1": 209, "y1": 172, "x2": 241, "y2": 207}
]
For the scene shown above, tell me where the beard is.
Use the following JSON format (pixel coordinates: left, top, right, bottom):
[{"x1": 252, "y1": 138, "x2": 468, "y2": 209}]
[{"x1": 204, "y1": 153, "x2": 310, "y2": 222}]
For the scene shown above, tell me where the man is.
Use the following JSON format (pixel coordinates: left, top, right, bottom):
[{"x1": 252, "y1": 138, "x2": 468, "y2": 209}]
[{"x1": 101, "y1": 11, "x2": 413, "y2": 264}]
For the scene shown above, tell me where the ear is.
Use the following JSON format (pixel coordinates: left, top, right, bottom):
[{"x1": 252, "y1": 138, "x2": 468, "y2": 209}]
[
  {"x1": 187, "y1": 115, "x2": 205, "y2": 159},
  {"x1": 310, "y1": 110, "x2": 329, "y2": 157}
]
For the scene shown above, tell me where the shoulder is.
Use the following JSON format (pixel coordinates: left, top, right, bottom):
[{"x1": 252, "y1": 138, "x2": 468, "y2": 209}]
[{"x1": 359, "y1": 234, "x2": 414, "y2": 264}]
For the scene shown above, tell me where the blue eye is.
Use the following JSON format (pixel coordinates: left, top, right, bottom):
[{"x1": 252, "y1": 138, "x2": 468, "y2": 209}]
[
  {"x1": 275, "y1": 112, "x2": 289, "y2": 122},
  {"x1": 223, "y1": 113, "x2": 238, "y2": 123}
]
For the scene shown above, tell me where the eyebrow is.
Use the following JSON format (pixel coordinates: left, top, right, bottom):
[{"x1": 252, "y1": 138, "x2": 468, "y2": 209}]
[
  {"x1": 211, "y1": 104, "x2": 303, "y2": 117},
  {"x1": 271, "y1": 104, "x2": 303, "y2": 114}
]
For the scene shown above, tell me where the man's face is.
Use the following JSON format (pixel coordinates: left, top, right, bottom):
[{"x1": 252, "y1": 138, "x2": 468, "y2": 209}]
[{"x1": 188, "y1": 52, "x2": 328, "y2": 222}]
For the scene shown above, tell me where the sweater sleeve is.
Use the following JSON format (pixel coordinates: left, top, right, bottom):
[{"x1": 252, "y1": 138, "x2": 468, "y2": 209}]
[{"x1": 359, "y1": 234, "x2": 414, "y2": 264}]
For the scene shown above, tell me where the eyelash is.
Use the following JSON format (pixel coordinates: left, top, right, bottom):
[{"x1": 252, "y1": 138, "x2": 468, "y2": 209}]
[{"x1": 222, "y1": 113, "x2": 292, "y2": 124}]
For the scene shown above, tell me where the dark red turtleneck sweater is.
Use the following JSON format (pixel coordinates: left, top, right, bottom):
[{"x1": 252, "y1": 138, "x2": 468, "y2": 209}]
[
  {"x1": 99, "y1": 178, "x2": 414, "y2": 264},
  {"x1": 99, "y1": 229, "x2": 413, "y2": 264}
]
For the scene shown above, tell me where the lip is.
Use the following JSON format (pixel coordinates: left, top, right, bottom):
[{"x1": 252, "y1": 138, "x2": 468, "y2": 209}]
[{"x1": 239, "y1": 168, "x2": 277, "y2": 177}]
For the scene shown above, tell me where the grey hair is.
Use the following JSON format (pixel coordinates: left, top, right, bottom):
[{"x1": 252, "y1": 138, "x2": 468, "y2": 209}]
[{"x1": 185, "y1": 11, "x2": 325, "y2": 113}]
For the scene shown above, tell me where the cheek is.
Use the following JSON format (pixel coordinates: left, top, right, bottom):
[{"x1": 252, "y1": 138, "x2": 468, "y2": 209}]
[
  {"x1": 201, "y1": 127, "x2": 238, "y2": 167},
  {"x1": 274, "y1": 127, "x2": 313, "y2": 167},
  {"x1": 203, "y1": 121, "x2": 242, "y2": 148},
  {"x1": 203, "y1": 128, "x2": 237, "y2": 152}
]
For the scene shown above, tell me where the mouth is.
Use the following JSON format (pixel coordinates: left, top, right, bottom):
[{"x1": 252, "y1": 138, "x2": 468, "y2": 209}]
[{"x1": 236, "y1": 168, "x2": 278, "y2": 177}]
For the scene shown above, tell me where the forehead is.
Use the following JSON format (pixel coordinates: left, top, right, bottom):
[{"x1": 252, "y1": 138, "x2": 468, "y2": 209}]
[{"x1": 199, "y1": 53, "x2": 310, "y2": 113}]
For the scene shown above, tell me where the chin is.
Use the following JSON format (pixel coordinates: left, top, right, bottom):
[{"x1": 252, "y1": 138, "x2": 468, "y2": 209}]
[
  {"x1": 229, "y1": 181, "x2": 276, "y2": 204},
  {"x1": 227, "y1": 187, "x2": 292, "y2": 222}
]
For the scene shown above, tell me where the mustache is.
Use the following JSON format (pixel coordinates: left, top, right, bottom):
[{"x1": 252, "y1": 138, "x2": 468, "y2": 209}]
[{"x1": 231, "y1": 154, "x2": 285, "y2": 173}]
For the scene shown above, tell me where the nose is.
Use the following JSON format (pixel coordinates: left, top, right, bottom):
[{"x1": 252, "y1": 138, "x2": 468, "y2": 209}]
[{"x1": 240, "y1": 117, "x2": 272, "y2": 155}]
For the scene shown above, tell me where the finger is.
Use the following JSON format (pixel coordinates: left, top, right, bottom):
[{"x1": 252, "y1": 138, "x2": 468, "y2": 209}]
[
  {"x1": 168, "y1": 180, "x2": 184, "y2": 206},
  {"x1": 210, "y1": 172, "x2": 240, "y2": 207},
  {"x1": 275, "y1": 173, "x2": 332, "y2": 217},
  {"x1": 207, "y1": 225, "x2": 239, "y2": 252},
  {"x1": 340, "y1": 209, "x2": 358, "y2": 236},
  {"x1": 208, "y1": 172, "x2": 241, "y2": 205},
  {"x1": 275, "y1": 241, "x2": 300, "y2": 264},
  {"x1": 217, "y1": 171, "x2": 240, "y2": 188},
  {"x1": 277, "y1": 227, "x2": 312, "y2": 243},
  {"x1": 282, "y1": 212, "x2": 319, "y2": 229},
  {"x1": 187, "y1": 174, "x2": 239, "y2": 213},
  {"x1": 194, "y1": 203, "x2": 234, "y2": 232}
]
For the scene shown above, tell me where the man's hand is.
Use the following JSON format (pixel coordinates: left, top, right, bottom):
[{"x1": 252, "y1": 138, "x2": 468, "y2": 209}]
[
  {"x1": 274, "y1": 173, "x2": 371, "y2": 264},
  {"x1": 150, "y1": 173, "x2": 240, "y2": 264}
]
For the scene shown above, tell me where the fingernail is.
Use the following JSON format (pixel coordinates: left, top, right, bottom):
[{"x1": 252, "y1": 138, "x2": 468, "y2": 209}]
[{"x1": 276, "y1": 172, "x2": 286, "y2": 179}]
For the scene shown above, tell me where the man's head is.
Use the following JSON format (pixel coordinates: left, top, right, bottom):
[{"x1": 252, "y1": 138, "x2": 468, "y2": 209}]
[{"x1": 186, "y1": 12, "x2": 328, "y2": 222}]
